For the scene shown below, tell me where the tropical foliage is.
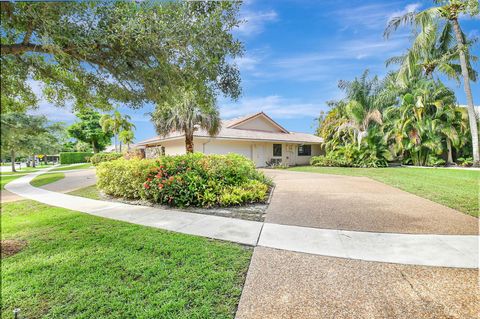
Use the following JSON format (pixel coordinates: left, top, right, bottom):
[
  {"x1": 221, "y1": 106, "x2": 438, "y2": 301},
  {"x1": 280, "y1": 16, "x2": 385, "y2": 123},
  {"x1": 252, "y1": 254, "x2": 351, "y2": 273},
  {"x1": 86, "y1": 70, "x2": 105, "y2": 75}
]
[
  {"x1": 100, "y1": 110, "x2": 135, "y2": 153},
  {"x1": 97, "y1": 153, "x2": 272, "y2": 208},
  {"x1": 384, "y1": 0, "x2": 479, "y2": 164},
  {"x1": 151, "y1": 88, "x2": 221, "y2": 153},
  {"x1": 315, "y1": 1, "x2": 478, "y2": 168}
]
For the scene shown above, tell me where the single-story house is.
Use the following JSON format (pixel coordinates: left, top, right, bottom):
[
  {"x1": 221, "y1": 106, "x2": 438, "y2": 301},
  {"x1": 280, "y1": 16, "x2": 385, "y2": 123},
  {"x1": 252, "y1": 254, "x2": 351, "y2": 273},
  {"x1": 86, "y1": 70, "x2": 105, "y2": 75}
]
[{"x1": 135, "y1": 112, "x2": 324, "y2": 167}]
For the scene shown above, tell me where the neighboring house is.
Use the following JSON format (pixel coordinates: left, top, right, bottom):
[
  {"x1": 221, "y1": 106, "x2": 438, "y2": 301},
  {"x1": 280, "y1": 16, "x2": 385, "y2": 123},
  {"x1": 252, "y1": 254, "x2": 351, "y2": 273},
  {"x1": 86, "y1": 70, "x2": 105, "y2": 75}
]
[{"x1": 135, "y1": 112, "x2": 324, "y2": 167}]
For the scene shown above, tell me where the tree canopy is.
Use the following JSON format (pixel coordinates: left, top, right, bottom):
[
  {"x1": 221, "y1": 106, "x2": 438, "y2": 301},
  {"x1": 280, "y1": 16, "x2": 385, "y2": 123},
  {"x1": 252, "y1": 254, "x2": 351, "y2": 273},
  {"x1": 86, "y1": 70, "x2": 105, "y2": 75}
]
[
  {"x1": 67, "y1": 109, "x2": 113, "y2": 153},
  {"x1": 1, "y1": 113, "x2": 65, "y2": 171},
  {"x1": 1, "y1": 0, "x2": 243, "y2": 113}
]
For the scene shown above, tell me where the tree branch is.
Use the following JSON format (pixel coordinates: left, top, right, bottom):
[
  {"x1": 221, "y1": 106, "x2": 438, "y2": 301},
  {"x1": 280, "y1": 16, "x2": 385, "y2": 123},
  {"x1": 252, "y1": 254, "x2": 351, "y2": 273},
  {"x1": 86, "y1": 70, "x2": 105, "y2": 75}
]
[{"x1": 1, "y1": 43, "x2": 50, "y2": 55}]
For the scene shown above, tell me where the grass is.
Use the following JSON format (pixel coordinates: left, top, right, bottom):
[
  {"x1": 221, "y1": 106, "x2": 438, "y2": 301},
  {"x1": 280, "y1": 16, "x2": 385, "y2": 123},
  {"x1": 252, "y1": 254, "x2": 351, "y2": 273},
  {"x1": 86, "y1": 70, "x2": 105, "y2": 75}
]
[
  {"x1": 1, "y1": 200, "x2": 252, "y2": 318},
  {"x1": 0, "y1": 164, "x2": 54, "y2": 176},
  {"x1": 67, "y1": 185, "x2": 101, "y2": 200},
  {"x1": 30, "y1": 173, "x2": 65, "y2": 187},
  {"x1": 1, "y1": 175, "x2": 22, "y2": 190},
  {"x1": 51, "y1": 163, "x2": 93, "y2": 171},
  {"x1": 289, "y1": 166, "x2": 479, "y2": 217}
]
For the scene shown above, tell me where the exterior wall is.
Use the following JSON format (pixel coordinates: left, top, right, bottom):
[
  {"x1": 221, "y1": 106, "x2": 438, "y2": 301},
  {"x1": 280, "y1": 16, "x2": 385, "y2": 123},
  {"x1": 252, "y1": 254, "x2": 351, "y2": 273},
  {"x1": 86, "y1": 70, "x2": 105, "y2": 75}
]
[
  {"x1": 144, "y1": 139, "x2": 186, "y2": 159},
  {"x1": 145, "y1": 137, "x2": 322, "y2": 167},
  {"x1": 196, "y1": 138, "x2": 253, "y2": 159},
  {"x1": 233, "y1": 116, "x2": 284, "y2": 133}
]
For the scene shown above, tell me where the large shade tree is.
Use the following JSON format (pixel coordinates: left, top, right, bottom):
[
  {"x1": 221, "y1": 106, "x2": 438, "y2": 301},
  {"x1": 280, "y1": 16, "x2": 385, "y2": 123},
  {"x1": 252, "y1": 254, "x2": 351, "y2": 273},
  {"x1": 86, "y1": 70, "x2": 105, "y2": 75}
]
[
  {"x1": 1, "y1": 113, "x2": 65, "y2": 171},
  {"x1": 385, "y1": 0, "x2": 479, "y2": 165},
  {"x1": 1, "y1": 1, "x2": 243, "y2": 113},
  {"x1": 67, "y1": 110, "x2": 112, "y2": 153},
  {"x1": 151, "y1": 89, "x2": 220, "y2": 153}
]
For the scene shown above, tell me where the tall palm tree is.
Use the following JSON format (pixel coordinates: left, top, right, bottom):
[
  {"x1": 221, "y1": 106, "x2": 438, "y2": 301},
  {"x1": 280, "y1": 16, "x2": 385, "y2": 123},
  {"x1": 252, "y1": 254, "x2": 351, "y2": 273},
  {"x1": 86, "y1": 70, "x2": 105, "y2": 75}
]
[
  {"x1": 385, "y1": 0, "x2": 479, "y2": 165},
  {"x1": 386, "y1": 21, "x2": 477, "y2": 85},
  {"x1": 100, "y1": 110, "x2": 135, "y2": 152},
  {"x1": 151, "y1": 89, "x2": 220, "y2": 153}
]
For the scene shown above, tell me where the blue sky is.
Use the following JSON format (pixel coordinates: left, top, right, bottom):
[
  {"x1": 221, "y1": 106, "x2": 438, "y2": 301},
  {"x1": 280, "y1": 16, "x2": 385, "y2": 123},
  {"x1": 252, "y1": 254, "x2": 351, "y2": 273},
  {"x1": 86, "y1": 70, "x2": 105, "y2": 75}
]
[{"x1": 34, "y1": 0, "x2": 479, "y2": 142}]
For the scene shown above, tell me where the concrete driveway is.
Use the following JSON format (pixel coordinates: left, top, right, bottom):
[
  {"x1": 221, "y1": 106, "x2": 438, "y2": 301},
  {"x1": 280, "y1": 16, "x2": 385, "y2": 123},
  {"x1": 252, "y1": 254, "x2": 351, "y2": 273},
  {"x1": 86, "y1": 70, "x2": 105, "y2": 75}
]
[
  {"x1": 263, "y1": 170, "x2": 477, "y2": 235},
  {"x1": 41, "y1": 169, "x2": 97, "y2": 193}
]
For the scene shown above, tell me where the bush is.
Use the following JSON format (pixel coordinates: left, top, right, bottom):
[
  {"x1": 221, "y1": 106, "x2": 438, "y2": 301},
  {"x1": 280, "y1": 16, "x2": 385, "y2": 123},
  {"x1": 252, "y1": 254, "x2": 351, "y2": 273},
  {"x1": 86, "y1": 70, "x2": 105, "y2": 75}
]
[
  {"x1": 97, "y1": 153, "x2": 272, "y2": 207},
  {"x1": 59, "y1": 152, "x2": 93, "y2": 164},
  {"x1": 90, "y1": 152, "x2": 123, "y2": 166}
]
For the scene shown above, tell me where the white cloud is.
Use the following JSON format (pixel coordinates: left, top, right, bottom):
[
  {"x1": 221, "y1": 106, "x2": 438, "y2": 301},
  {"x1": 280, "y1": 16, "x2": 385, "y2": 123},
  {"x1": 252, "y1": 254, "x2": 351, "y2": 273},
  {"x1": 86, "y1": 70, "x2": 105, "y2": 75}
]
[
  {"x1": 388, "y1": 3, "x2": 421, "y2": 22},
  {"x1": 26, "y1": 80, "x2": 76, "y2": 122},
  {"x1": 236, "y1": 10, "x2": 278, "y2": 36},
  {"x1": 220, "y1": 95, "x2": 323, "y2": 119}
]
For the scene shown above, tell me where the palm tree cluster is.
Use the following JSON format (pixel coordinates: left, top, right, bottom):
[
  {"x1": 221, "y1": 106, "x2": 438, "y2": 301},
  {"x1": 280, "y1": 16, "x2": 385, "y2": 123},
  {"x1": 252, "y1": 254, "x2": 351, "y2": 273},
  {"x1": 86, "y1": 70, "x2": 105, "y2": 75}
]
[
  {"x1": 317, "y1": 0, "x2": 478, "y2": 167},
  {"x1": 100, "y1": 110, "x2": 136, "y2": 152}
]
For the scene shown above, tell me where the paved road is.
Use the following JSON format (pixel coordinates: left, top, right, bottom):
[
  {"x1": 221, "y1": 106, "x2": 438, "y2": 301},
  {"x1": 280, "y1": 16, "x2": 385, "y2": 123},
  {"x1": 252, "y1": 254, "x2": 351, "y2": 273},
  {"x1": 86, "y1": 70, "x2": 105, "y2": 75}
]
[{"x1": 263, "y1": 169, "x2": 477, "y2": 235}]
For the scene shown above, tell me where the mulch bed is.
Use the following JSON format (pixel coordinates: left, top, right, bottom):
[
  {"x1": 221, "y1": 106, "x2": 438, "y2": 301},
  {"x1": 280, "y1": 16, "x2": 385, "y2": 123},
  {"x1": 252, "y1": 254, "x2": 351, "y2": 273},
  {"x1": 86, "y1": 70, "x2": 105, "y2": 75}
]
[{"x1": 1, "y1": 239, "x2": 27, "y2": 258}]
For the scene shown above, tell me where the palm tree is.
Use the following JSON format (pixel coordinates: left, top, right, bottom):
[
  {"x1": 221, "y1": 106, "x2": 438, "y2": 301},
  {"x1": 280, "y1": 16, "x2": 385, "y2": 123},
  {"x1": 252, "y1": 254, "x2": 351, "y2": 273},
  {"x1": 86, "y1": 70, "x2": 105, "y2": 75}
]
[
  {"x1": 336, "y1": 71, "x2": 393, "y2": 147},
  {"x1": 385, "y1": 0, "x2": 479, "y2": 165},
  {"x1": 119, "y1": 130, "x2": 135, "y2": 151},
  {"x1": 385, "y1": 21, "x2": 477, "y2": 85},
  {"x1": 100, "y1": 110, "x2": 135, "y2": 152},
  {"x1": 151, "y1": 89, "x2": 220, "y2": 153},
  {"x1": 383, "y1": 79, "x2": 456, "y2": 165}
]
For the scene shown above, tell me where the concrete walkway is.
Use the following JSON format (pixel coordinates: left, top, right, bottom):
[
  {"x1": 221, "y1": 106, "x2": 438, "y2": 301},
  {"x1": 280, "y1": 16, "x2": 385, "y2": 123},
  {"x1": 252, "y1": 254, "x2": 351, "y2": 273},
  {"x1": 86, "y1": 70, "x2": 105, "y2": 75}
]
[{"x1": 4, "y1": 168, "x2": 478, "y2": 269}]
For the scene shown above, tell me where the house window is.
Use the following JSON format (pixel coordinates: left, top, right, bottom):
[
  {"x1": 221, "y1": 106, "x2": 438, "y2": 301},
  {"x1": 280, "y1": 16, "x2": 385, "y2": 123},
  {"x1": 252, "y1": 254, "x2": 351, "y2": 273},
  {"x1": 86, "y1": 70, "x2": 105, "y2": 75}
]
[
  {"x1": 273, "y1": 144, "x2": 282, "y2": 157},
  {"x1": 298, "y1": 145, "x2": 311, "y2": 156}
]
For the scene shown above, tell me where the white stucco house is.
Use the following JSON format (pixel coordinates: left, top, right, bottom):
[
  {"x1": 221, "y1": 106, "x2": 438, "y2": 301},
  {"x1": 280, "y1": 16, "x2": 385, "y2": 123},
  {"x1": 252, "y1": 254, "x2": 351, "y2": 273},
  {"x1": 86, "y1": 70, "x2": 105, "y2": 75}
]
[{"x1": 135, "y1": 112, "x2": 324, "y2": 167}]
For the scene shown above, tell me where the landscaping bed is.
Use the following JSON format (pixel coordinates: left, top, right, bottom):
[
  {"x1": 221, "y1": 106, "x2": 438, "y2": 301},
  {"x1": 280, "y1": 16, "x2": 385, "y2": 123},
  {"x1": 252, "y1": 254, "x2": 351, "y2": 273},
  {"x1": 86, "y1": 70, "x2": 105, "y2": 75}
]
[
  {"x1": 68, "y1": 185, "x2": 269, "y2": 222},
  {"x1": 1, "y1": 200, "x2": 252, "y2": 318},
  {"x1": 97, "y1": 153, "x2": 273, "y2": 209}
]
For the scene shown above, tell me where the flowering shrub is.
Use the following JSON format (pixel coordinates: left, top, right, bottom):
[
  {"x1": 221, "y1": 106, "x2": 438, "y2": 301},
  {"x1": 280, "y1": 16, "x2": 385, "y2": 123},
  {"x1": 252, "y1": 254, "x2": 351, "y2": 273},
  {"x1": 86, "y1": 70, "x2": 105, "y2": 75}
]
[
  {"x1": 96, "y1": 153, "x2": 272, "y2": 207},
  {"x1": 90, "y1": 152, "x2": 123, "y2": 166}
]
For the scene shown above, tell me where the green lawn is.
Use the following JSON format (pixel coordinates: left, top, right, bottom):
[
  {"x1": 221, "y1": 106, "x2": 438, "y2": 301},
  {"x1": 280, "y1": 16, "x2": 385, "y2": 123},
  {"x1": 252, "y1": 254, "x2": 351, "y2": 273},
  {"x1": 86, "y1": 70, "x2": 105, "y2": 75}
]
[
  {"x1": 0, "y1": 164, "x2": 53, "y2": 176},
  {"x1": 1, "y1": 200, "x2": 251, "y2": 318},
  {"x1": 1, "y1": 175, "x2": 22, "y2": 190},
  {"x1": 289, "y1": 166, "x2": 479, "y2": 217},
  {"x1": 30, "y1": 173, "x2": 65, "y2": 187},
  {"x1": 51, "y1": 163, "x2": 93, "y2": 171},
  {"x1": 67, "y1": 185, "x2": 101, "y2": 199}
]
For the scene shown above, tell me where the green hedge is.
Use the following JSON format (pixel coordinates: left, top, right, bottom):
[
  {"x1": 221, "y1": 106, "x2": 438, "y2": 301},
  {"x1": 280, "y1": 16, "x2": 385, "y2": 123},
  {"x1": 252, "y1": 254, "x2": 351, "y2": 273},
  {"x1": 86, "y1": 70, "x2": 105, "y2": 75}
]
[
  {"x1": 90, "y1": 152, "x2": 123, "y2": 166},
  {"x1": 97, "y1": 153, "x2": 272, "y2": 207},
  {"x1": 59, "y1": 152, "x2": 93, "y2": 164}
]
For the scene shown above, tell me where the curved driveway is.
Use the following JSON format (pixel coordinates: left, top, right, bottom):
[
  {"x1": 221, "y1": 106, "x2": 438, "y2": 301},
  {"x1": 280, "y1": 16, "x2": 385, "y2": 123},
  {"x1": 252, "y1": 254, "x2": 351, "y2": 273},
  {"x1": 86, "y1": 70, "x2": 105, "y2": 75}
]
[{"x1": 263, "y1": 170, "x2": 478, "y2": 235}]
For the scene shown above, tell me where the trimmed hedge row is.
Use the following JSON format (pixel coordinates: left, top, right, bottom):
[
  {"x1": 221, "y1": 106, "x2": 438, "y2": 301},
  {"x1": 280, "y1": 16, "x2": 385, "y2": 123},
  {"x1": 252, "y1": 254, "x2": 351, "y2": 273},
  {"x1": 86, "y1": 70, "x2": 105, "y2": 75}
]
[
  {"x1": 96, "y1": 153, "x2": 272, "y2": 208},
  {"x1": 90, "y1": 152, "x2": 123, "y2": 166},
  {"x1": 59, "y1": 152, "x2": 93, "y2": 164}
]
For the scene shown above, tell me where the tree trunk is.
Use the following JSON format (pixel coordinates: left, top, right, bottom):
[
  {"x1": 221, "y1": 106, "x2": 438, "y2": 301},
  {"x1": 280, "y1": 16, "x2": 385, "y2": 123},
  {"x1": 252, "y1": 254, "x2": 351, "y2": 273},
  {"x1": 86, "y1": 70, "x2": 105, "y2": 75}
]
[
  {"x1": 10, "y1": 150, "x2": 16, "y2": 172},
  {"x1": 446, "y1": 139, "x2": 454, "y2": 164},
  {"x1": 92, "y1": 140, "x2": 98, "y2": 153},
  {"x1": 32, "y1": 155, "x2": 36, "y2": 167},
  {"x1": 115, "y1": 134, "x2": 118, "y2": 153},
  {"x1": 185, "y1": 134, "x2": 194, "y2": 153},
  {"x1": 452, "y1": 18, "x2": 479, "y2": 166},
  {"x1": 119, "y1": 141, "x2": 122, "y2": 153}
]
